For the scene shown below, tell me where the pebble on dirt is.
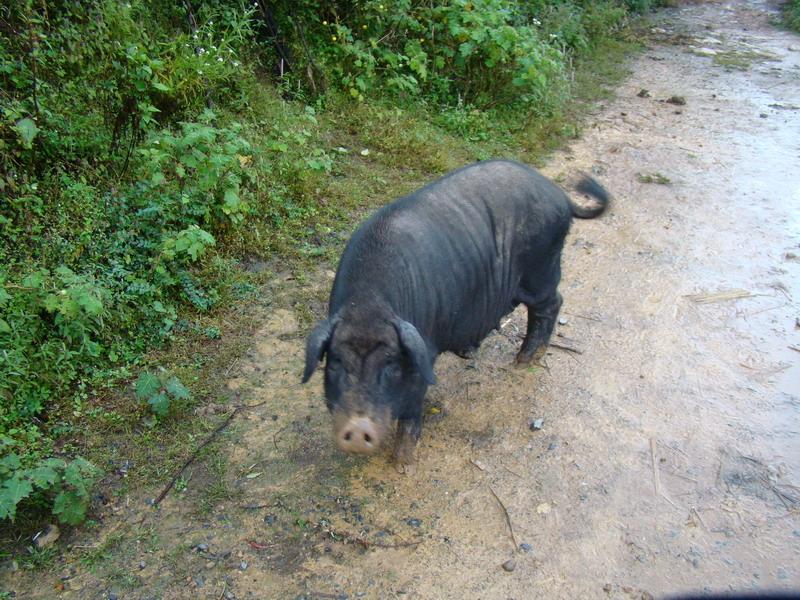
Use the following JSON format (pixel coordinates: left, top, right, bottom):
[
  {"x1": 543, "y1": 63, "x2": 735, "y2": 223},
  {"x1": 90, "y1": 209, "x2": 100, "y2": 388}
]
[
  {"x1": 33, "y1": 524, "x2": 60, "y2": 548},
  {"x1": 520, "y1": 543, "x2": 533, "y2": 553},
  {"x1": 666, "y1": 95, "x2": 687, "y2": 105},
  {"x1": 637, "y1": 89, "x2": 651, "y2": 98},
  {"x1": 406, "y1": 518, "x2": 422, "y2": 528},
  {"x1": 502, "y1": 558, "x2": 517, "y2": 572},
  {"x1": 530, "y1": 419, "x2": 544, "y2": 431}
]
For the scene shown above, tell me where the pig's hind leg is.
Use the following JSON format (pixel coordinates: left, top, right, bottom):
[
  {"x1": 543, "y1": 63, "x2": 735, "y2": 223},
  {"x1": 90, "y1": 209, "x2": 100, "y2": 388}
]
[{"x1": 514, "y1": 254, "x2": 563, "y2": 365}]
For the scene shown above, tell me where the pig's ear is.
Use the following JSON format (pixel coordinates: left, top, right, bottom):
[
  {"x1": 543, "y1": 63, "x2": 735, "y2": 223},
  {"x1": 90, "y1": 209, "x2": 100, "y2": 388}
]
[
  {"x1": 302, "y1": 317, "x2": 337, "y2": 383},
  {"x1": 393, "y1": 319, "x2": 436, "y2": 385}
]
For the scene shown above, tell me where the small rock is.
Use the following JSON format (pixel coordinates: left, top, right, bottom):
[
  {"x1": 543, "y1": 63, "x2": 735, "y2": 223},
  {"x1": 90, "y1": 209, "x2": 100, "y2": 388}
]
[
  {"x1": 603, "y1": 583, "x2": 613, "y2": 593},
  {"x1": 759, "y1": 113, "x2": 768, "y2": 118},
  {"x1": 196, "y1": 543, "x2": 209, "y2": 552},
  {"x1": 519, "y1": 543, "x2": 533, "y2": 553},
  {"x1": 360, "y1": 149, "x2": 370, "y2": 156},
  {"x1": 33, "y1": 524, "x2": 60, "y2": 549},
  {"x1": 637, "y1": 89, "x2": 651, "y2": 98},
  {"x1": 501, "y1": 558, "x2": 516, "y2": 572},
  {"x1": 530, "y1": 419, "x2": 544, "y2": 431},
  {"x1": 205, "y1": 560, "x2": 215, "y2": 569},
  {"x1": 224, "y1": 591, "x2": 236, "y2": 600},
  {"x1": 264, "y1": 514, "x2": 277, "y2": 525},
  {"x1": 138, "y1": 560, "x2": 146, "y2": 570},
  {"x1": 406, "y1": 518, "x2": 422, "y2": 528},
  {"x1": 558, "y1": 317, "x2": 568, "y2": 325},
  {"x1": 666, "y1": 95, "x2": 686, "y2": 105},
  {"x1": 239, "y1": 561, "x2": 248, "y2": 571}
]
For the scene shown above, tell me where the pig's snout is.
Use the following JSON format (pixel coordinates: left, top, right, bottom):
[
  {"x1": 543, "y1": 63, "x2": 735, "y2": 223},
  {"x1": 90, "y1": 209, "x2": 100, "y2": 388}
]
[{"x1": 336, "y1": 416, "x2": 380, "y2": 454}]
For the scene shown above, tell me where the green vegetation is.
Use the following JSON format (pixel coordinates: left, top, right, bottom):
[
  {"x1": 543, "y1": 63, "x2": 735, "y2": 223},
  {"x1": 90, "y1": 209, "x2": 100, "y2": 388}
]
[
  {"x1": 1, "y1": 0, "x2": 653, "y2": 528},
  {"x1": 637, "y1": 172, "x2": 671, "y2": 184},
  {"x1": 782, "y1": 0, "x2": 800, "y2": 31}
]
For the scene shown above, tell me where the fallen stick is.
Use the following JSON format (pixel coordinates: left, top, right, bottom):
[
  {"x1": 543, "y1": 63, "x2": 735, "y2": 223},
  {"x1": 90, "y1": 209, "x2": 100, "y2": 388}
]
[
  {"x1": 246, "y1": 539, "x2": 276, "y2": 550},
  {"x1": 684, "y1": 289, "x2": 753, "y2": 304},
  {"x1": 488, "y1": 485, "x2": 518, "y2": 549},
  {"x1": 562, "y1": 310, "x2": 602, "y2": 322},
  {"x1": 550, "y1": 340, "x2": 583, "y2": 355},
  {"x1": 690, "y1": 507, "x2": 709, "y2": 532},
  {"x1": 322, "y1": 525, "x2": 422, "y2": 549},
  {"x1": 650, "y1": 438, "x2": 661, "y2": 496},
  {"x1": 153, "y1": 405, "x2": 244, "y2": 506}
]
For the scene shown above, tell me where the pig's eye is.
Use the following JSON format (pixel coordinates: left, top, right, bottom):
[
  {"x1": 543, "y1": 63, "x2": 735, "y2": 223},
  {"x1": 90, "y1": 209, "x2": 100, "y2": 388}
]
[{"x1": 381, "y1": 359, "x2": 402, "y2": 383}]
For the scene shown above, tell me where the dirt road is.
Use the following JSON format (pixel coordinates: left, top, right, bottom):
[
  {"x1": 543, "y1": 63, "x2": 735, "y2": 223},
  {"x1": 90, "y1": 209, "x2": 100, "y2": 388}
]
[{"x1": 5, "y1": 1, "x2": 800, "y2": 598}]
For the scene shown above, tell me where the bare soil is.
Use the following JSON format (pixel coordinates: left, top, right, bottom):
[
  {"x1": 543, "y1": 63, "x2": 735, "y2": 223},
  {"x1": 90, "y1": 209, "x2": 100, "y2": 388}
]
[{"x1": 4, "y1": 1, "x2": 799, "y2": 598}]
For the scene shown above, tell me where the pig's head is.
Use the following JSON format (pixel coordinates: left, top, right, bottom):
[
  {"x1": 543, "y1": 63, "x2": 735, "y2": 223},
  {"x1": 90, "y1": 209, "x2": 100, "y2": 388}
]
[{"x1": 302, "y1": 303, "x2": 435, "y2": 454}]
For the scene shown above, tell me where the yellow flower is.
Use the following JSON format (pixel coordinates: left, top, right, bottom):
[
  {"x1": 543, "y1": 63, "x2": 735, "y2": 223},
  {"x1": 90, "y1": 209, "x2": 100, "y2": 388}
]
[
  {"x1": 332, "y1": 35, "x2": 337, "y2": 41},
  {"x1": 322, "y1": 20, "x2": 328, "y2": 25}
]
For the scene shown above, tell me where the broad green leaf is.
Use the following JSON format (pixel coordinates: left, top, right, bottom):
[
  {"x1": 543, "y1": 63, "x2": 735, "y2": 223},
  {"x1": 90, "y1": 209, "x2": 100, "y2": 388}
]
[
  {"x1": 152, "y1": 81, "x2": 170, "y2": 91},
  {"x1": 0, "y1": 453, "x2": 21, "y2": 474},
  {"x1": 0, "y1": 318, "x2": 9, "y2": 333},
  {"x1": 135, "y1": 371, "x2": 161, "y2": 401},
  {"x1": 151, "y1": 171, "x2": 166, "y2": 186},
  {"x1": 165, "y1": 377, "x2": 190, "y2": 400},
  {"x1": 77, "y1": 292, "x2": 103, "y2": 315},
  {"x1": 27, "y1": 466, "x2": 59, "y2": 489},
  {"x1": 148, "y1": 392, "x2": 171, "y2": 417},
  {"x1": 14, "y1": 118, "x2": 39, "y2": 149},
  {"x1": 63, "y1": 462, "x2": 88, "y2": 496},
  {"x1": 0, "y1": 491, "x2": 18, "y2": 521},
  {"x1": 0, "y1": 475, "x2": 34, "y2": 520},
  {"x1": 53, "y1": 490, "x2": 87, "y2": 525}
]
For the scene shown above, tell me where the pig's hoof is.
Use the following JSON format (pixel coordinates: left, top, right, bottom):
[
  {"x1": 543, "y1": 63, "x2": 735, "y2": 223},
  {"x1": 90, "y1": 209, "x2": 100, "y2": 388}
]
[
  {"x1": 395, "y1": 459, "x2": 418, "y2": 476},
  {"x1": 515, "y1": 344, "x2": 547, "y2": 366},
  {"x1": 394, "y1": 433, "x2": 418, "y2": 475}
]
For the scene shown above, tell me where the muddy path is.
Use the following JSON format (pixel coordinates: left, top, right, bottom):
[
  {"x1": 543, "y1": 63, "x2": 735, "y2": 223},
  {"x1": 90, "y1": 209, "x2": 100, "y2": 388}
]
[{"x1": 5, "y1": 1, "x2": 800, "y2": 598}]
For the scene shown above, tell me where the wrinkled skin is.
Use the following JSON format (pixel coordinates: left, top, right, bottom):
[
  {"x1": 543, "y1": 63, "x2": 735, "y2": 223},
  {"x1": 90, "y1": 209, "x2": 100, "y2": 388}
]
[{"x1": 303, "y1": 160, "x2": 609, "y2": 472}]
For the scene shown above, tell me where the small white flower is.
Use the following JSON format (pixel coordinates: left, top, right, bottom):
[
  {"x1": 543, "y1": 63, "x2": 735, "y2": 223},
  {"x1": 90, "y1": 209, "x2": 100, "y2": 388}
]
[
  {"x1": 217, "y1": 57, "x2": 223, "y2": 62},
  {"x1": 233, "y1": 61, "x2": 240, "y2": 67},
  {"x1": 198, "y1": 69, "x2": 203, "y2": 74}
]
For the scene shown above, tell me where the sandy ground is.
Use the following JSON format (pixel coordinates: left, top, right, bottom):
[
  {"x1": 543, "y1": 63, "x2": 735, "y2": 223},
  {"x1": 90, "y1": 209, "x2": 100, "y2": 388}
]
[{"x1": 4, "y1": 1, "x2": 799, "y2": 598}]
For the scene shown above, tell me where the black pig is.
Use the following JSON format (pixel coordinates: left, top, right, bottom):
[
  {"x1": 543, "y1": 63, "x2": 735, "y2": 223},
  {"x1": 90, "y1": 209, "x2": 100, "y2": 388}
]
[{"x1": 302, "y1": 160, "x2": 609, "y2": 473}]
